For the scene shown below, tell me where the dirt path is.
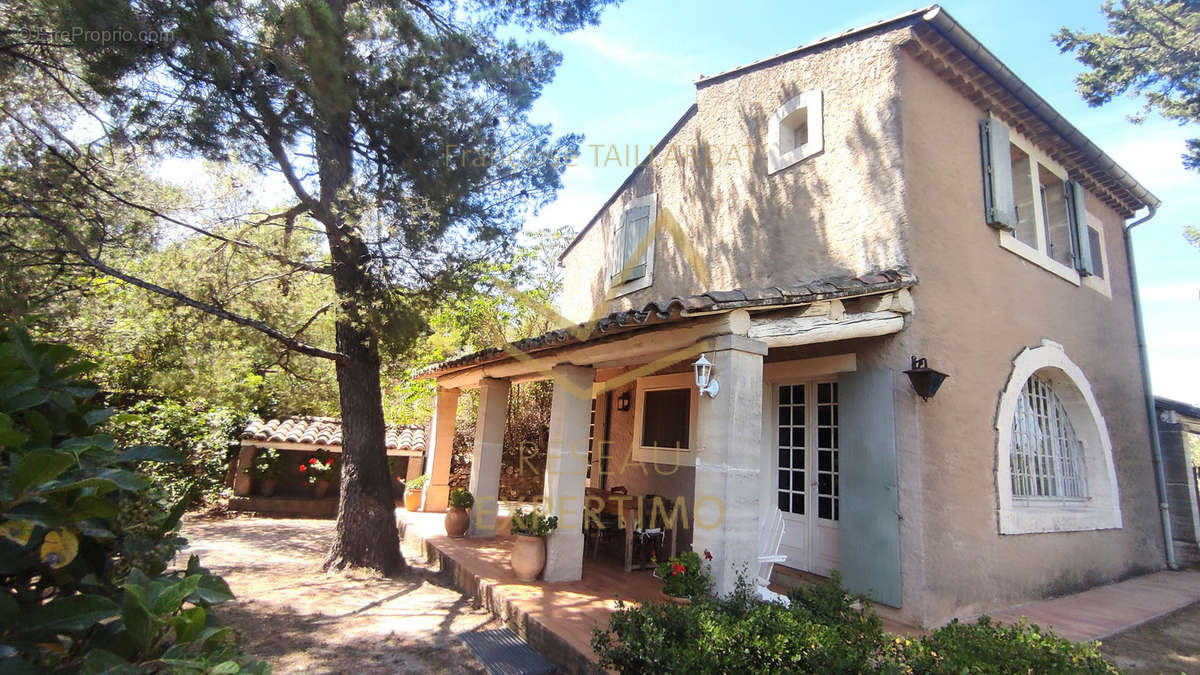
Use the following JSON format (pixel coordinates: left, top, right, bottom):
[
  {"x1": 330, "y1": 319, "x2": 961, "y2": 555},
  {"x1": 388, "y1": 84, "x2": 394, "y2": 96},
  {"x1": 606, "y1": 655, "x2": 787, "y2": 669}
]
[
  {"x1": 1101, "y1": 601, "x2": 1200, "y2": 674},
  {"x1": 179, "y1": 515, "x2": 495, "y2": 674}
]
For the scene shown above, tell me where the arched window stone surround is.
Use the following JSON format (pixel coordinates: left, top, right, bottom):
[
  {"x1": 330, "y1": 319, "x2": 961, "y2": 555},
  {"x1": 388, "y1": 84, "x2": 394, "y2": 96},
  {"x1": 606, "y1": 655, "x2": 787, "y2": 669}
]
[{"x1": 995, "y1": 340, "x2": 1123, "y2": 534}]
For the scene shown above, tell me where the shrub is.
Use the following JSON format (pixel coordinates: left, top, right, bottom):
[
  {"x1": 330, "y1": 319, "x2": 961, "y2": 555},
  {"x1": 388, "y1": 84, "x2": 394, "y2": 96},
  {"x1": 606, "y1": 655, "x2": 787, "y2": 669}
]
[
  {"x1": 0, "y1": 325, "x2": 265, "y2": 672},
  {"x1": 448, "y1": 488, "x2": 474, "y2": 509},
  {"x1": 404, "y1": 473, "x2": 429, "y2": 491},
  {"x1": 592, "y1": 572, "x2": 1118, "y2": 674},
  {"x1": 245, "y1": 448, "x2": 285, "y2": 480},
  {"x1": 509, "y1": 507, "x2": 557, "y2": 536},
  {"x1": 298, "y1": 447, "x2": 335, "y2": 486},
  {"x1": 107, "y1": 398, "x2": 246, "y2": 506},
  {"x1": 652, "y1": 550, "x2": 712, "y2": 600}
]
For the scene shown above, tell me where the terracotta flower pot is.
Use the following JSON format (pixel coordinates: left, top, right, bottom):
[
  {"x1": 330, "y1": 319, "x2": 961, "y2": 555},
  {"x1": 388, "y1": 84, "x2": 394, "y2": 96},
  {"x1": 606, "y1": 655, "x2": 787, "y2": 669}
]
[
  {"x1": 259, "y1": 478, "x2": 279, "y2": 497},
  {"x1": 660, "y1": 590, "x2": 692, "y2": 605},
  {"x1": 510, "y1": 534, "x2": 546, "y2": 581},
  {"x1": 404, "y1": 489, "x2": 423, "y2": 512},
  {"x1": 444, "y1": 507, "x2": 470, "y2": 537},
  {"x1": 313, "y1": 479, "x2": 331, "y2": 498}
]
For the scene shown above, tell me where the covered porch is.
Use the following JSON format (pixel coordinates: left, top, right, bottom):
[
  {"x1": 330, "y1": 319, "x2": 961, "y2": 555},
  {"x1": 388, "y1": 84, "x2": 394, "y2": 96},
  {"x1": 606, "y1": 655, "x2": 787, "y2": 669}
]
[{"x1": 415, "y1": 270, "x2": 917, "y2": 600}]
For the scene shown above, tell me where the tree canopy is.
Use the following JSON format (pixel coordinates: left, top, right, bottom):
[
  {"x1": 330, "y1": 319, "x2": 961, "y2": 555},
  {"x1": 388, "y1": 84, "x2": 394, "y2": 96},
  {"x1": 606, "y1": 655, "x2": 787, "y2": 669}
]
[{"x1": 1055, "y1": 0, "x2": 1200, "y2": 171}]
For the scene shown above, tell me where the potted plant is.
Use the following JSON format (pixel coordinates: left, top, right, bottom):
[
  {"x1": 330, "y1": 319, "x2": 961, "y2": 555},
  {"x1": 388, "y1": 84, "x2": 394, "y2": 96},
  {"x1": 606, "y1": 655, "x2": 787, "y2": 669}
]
[
  {"x1": 653, "y1": 550, "x2": 713, "y2": 604},
  {"x1": 444, "y1": 488, "x2": 474, "y2": 537},
  {"x1": 244, "y1": 449, "x2": 285, "y2": 496},
  {"x1": 403, "y1": 473, "x2": 429, "y2": 511},
  {"x1": 299, "y1": 448, "x2": 336, "y2": 498},
  {"x1": 508, "y1": 507, "x2": 558, "y2": 581}
]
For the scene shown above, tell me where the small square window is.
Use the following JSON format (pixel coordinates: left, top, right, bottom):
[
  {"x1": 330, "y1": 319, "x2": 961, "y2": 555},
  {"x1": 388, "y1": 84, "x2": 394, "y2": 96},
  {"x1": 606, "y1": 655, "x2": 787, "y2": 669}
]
[
  {"x1": 767, "y1": 90, "x2": 823, "y2": 174},
  {"x1": 640, "y1": 388, "x2": 690, "y2": 449}
]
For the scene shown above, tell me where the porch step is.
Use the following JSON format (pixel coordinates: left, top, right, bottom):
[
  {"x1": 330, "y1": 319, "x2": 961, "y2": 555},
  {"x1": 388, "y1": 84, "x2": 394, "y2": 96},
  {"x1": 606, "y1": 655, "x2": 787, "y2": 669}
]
[{"x1": 461, "y1": 628, "x2": 556, "y2": 675}]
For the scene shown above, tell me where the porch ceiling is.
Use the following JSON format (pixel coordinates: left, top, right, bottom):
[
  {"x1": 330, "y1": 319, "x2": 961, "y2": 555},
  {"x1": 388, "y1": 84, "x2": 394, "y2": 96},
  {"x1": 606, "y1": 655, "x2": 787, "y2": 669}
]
[{"x1": 419, "y1": 269, "x2": 916, "y2": 388}]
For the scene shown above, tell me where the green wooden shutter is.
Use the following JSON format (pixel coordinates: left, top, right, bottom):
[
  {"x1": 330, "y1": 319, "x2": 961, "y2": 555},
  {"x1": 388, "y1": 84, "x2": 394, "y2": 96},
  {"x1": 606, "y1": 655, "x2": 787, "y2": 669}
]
[
  {"x1": 838, "y1": 368, "x2": 902, "y2": 607},
  {"x1": 1066, "y1": 180, "x2": 1094, "y2": 276},
  {"x1": 625, "y1": 206, "x2": 651, "y2": 281},
  {"x1": 980, "y1": 118, "x2": 1015, "y2": 230}
]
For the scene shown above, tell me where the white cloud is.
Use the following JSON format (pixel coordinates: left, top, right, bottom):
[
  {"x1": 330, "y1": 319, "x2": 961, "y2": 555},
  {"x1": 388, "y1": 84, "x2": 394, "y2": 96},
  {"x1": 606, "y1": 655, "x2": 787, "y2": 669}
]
[
  {"x1": 564, "y1": 31, "x2": 694, "y2": 84},
  {"x1": 523, "y1": 188, "x2": 609, "y2": 233},
  {"x1": 1140, "y1": 283, "x2": 1200, "y2": 303}
]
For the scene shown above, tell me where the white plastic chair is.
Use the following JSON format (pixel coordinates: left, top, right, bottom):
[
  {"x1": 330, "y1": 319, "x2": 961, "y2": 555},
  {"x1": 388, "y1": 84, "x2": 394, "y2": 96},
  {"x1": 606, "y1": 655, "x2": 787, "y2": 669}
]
[{"x1": 756, "y1": 509, "x2": 790, "y2": 606}]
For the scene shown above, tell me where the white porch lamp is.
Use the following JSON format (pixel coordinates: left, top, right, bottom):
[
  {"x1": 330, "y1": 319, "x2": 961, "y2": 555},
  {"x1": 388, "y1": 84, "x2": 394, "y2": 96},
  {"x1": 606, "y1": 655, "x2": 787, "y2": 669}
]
[{"x1": 693, "y1": 353, "x2": 720, "y2": 398}]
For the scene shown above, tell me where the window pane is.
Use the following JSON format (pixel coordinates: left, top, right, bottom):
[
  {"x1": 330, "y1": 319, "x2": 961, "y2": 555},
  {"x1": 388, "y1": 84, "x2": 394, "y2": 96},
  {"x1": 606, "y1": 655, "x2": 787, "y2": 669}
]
[
  {"x1": 818, "y1": 496, "x2": 832, "y2": 520},
  {"x1": 779, "y1": 385, "x2": 791, "y2": 405},
  {"x1": 778, "y1": 428, "x2": 790, "y2": 447},
  {"x1": 1010, "y1": 144, "x2": 1037, "y2": 248},
  {"x1": 818, "y1": 428, "x2": 832, "y2": 448},
  {"x1": 778, "y1": 448, "x2": 790, "y2": 469},
  {"x1": 778, "y1": 470, "x2": 789, "y2": 490},
  {"x1": 1088, "y1": 227, "x2": 1105, "y2": 278},
  {"x1": 641, "y1": 388, "x2": 690, "y2": 449},
  {"x1": 792, "y1": 493, "x2": 805, "y2": 515},
  {"x1": 778, "y1": 493, "x2": 789, "y2": 512},
  {"x1": 1039, "y1": 165, "x2": 1073, "y2": 266},
  {"x1": 778, "y1": 406, "x2": 790, "y2": 426}
]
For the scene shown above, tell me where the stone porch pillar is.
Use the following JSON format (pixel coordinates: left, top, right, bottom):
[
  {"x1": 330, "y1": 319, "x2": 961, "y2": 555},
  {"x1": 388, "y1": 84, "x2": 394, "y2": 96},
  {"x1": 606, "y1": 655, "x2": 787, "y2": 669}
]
[
  {"x1": 422, "y1": 386, "x2": 460, "y2": 512},
  {"x1": 542, "y1": 365, "x2": 596, "y2": 582},
  {"x1": 469, "y1": 378, "x2": 509, "y2": 537},
  {"x1": 692, "y1": 334, "x2": 767, "y2": 596},
  {"x1": 232, "y1": 446, "x2": 254, "y2": 496}
]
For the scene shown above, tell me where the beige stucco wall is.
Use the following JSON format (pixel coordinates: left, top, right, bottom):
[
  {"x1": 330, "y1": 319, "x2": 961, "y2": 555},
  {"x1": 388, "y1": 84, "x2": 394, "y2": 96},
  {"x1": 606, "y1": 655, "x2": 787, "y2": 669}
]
[
  {"x1": 896, "y1": 50, "x2": 1164, "y2": 625},
  {"x1": 559, "y1": 31, "x2": 911, "y2": 322}
]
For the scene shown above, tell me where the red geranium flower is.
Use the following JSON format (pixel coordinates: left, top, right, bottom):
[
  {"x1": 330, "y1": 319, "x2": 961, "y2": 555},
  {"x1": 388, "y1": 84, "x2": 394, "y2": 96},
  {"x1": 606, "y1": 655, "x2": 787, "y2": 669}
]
[
  {"x1": 309, "y1": 458, "x2": 318, "y2": 465},
  {"x1": 703, "y1": 550, "x2": 713, "y2": 561},
  {"x1": 299, "y1": 465, "x2": 307, "y2": 472},
  {"x1": 671, "y1": 562, "x2": 685, "y2": 576}
]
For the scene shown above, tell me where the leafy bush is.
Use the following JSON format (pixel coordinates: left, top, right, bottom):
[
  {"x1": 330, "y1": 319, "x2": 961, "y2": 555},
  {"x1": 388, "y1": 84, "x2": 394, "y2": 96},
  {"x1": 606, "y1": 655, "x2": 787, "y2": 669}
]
[
  {"x1": 107, "y1": 398, "x2": 245, "y2": 506},
  {"x1": 592, "y1": 572, "x2": 1117, "y2": 674},
  {"x1": 0, "y1": 325, "x2": 265, "y2": 672},
  {"x1": 404, "y1": 473, "x2": 429, "y2": 491},
  {"x1": 509, "y1": 507, "x2": 557, "y2": 536},
  {"x1": 652, "y1": 550, "x2": 712, "y2": 600},
  {"x1": 244, "y1": 449, "x2": 285, "y2": 480},
  {"x1": 448, "y1": 488, "x2": 474, "y2": 509},
  {"x1": 297, "y1": 448, "x2": 335, "y2": 486}
]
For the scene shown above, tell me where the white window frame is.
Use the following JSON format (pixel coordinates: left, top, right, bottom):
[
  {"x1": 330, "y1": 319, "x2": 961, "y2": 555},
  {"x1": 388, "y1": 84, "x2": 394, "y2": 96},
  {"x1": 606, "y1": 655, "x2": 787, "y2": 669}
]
[
  {"x1": 606, "y1": 193, "x2": 658, "y2": 299},
  {"x1": 996, "y1": 126, "x2": 1082, "y2": 286},
  {"x1": 631, "y1": 372, "x2": 698, "y2": 466},
  {"x1": 768, "y1": 90, "x2": 823, "y2": 174},
  {"x1": 995, "y1": 340, "x2": 1122, "y2": 534},
  {"x1": 1080, "y1": 209, "x2": 1112, "y2": 298}
]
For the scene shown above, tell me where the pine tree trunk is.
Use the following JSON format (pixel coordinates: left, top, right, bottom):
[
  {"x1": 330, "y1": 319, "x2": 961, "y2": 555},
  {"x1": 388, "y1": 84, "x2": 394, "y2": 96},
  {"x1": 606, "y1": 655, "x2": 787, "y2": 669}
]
[{"x1": 323, "y1": 319, "x2": 405, "y2": 575}]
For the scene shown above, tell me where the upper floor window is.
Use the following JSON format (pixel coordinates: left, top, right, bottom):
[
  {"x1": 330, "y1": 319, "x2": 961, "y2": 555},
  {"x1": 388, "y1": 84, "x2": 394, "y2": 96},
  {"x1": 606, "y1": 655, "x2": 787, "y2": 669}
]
[
  {"x1": 608, "y1": 193, "x2": 657, "y2": 296},
  {"x1": 980, "y1": 118, "x2": 1100, "y2": 286},
  {"x1": 768, "y1": 90, "x2": 823, "y2": 174}
]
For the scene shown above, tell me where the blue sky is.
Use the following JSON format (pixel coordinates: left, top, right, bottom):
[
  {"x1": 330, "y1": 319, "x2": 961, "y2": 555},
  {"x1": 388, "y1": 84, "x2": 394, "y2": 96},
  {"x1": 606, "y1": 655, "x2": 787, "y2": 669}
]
[{"x1": 517, "y1": 1, "x2": 1200, "y2": 404}]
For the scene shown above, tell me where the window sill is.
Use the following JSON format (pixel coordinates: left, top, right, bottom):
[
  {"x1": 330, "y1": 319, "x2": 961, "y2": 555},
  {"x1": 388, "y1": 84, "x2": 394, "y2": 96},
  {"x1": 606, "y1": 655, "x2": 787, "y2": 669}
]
[
  {"x1": 998, "y1": 232, "x2": 1081, "y2": 285},
  {"x1": 606, "y1": 274, "x2": 653, "y2": 301},
  {"x1": 999, "y1": 501, "x2": 1121, "y2": 534}
]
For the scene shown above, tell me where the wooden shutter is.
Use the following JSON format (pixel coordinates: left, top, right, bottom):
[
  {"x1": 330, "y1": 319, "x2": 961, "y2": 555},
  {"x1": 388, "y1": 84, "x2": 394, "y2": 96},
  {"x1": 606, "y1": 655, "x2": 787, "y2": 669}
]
[
  {"x1": 1066, "y1": 180, "x2": 1094, "y2": 276},
  {"x1": 838, "y1": 368, "x2": 902, "y2": 607},
  {"x1": 980, "y1": 118, "x2": 1016, "y2": 230},
  {"x1": 609, "y1": 211, "x2": 627, "y2": 284},
  {"x1": 625, "y1": 205, "x2": 651, "y2": 281}
]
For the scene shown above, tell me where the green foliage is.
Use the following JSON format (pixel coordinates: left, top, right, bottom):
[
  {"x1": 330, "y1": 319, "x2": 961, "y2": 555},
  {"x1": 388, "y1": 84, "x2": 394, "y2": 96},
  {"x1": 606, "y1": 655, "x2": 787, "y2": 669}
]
[
  {"x1": 448, "y1": 488, "x2": 474, "y2": 509},
  {"x1": 244, "y1": 449, "x2": 285, "y2": 480},
  {"x1": 591, "y1": 573, "x2": 1117, "y2": 674},
  {"x1": 298, "y1": 448, "x2": 335, "y2": 486},
  {"x1": 107, "y1": 398, "x2": 244, "y2": 506},
  {"x1": 404, "y1": 473, "x2": 429, "y2": 491},
  {"x1": 893, "y1": 616, "x2": 1119, "y2": 674},
  {"x1": 1055, "y1": 1, "x2": 1200, "y2": 171},
  {"x1": 0, "y1": 325, "x2": 265, "y2": 672},
  {"x1": 653, "y1": 550, "x2": 713, "y2": 600},
  {"x1": 509, "y1": 507, "x2": 558, "y2": 537}
]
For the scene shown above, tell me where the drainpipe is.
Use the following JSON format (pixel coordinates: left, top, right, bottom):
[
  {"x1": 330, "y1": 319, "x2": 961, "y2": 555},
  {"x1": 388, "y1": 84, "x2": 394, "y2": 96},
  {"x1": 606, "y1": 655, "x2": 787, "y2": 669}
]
[{"x1": 1124, "y1": 205, "x2": 1177, "y2": 570}]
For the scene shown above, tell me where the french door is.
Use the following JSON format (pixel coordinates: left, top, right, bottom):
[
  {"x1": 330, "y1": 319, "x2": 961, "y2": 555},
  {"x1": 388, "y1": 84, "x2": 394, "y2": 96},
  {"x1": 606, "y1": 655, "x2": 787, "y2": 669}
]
[{"x1": 775, "y1": 380, "x2": 840, "y2": 576}]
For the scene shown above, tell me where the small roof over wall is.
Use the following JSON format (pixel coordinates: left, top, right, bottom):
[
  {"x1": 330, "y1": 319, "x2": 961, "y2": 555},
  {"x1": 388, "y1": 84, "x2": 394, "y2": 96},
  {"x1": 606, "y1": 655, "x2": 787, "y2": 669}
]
[
  {"x1": 241, "y1": 416, "x2": 427, "y2": 457},
  {"x1": 1156, "y1": 397, "x2": 1200, "y2": 423}
]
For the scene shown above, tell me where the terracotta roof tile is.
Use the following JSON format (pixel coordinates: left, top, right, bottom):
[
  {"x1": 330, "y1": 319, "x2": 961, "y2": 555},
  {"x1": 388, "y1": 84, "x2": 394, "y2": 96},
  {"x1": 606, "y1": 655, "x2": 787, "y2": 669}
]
[
  {"x1": 241, "y1": 416, "x2": 427, "y2": 453},
  {"x1": 418, "y1": 268, "x2": 916, "y2": 379}
]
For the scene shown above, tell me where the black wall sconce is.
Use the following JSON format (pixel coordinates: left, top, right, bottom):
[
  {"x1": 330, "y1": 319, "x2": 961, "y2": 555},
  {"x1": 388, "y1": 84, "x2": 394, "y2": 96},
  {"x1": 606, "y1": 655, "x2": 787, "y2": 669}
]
[
  {"x1": 617, "y1": 391, "x2": 632, "y2": 412},
  {"x1": 904, "y1": 356, "x2": 949, "y2": 401}
]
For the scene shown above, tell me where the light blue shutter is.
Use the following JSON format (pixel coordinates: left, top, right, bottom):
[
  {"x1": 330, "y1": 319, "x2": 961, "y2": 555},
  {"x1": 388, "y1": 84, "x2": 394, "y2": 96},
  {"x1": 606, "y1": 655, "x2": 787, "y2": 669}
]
[
  {"x1": 609, "y1": 212, "x2": 627, "y2": 284},
  {"x1": 1066, "y1": 180, "x2": 1094, "y2": 276},
  {"x1": 838, "y1": 368, "x2": 902, "y2": 607},
  {"x1": 980, "y1": 118, "x2": 1016, "y2": 230},
  {"x1": 625, "y1": 206, "x2": 650, "y2": 281}
]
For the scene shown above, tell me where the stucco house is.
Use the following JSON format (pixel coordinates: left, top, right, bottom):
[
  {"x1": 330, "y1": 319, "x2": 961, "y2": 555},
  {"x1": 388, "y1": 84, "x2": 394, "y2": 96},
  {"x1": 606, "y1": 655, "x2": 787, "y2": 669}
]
[{"x1": 416, "y1": 6, "x2": 1170, "y2": 628}]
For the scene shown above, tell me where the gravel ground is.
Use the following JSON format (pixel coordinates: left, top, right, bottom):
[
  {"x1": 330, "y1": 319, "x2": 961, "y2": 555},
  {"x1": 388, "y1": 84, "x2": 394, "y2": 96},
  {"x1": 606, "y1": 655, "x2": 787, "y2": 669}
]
[
  {"x1": 179, "y1": 515, "x2": 495, "y2": 674},
  {"x1": 1101, "y1": 601, "x2": 1200, "y2": 674}
]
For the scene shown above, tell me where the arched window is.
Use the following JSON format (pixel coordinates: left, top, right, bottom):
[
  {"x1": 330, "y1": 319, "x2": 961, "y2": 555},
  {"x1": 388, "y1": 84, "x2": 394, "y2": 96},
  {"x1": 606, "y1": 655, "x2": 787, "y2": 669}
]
[
  {"x1": 1011, "y1": 375, "x2": 1087, "y2": 500},
  {"x1": 996, "y1": 341, "x2": 1122, "y2": 534}
]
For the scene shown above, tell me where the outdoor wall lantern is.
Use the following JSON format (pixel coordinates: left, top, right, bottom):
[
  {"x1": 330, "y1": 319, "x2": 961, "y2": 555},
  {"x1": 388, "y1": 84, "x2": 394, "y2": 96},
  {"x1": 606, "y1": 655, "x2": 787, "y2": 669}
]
[
  {"x1": 904, "y1": 356, "x2": 949, "y2": 401},
  {"x1": 617, "y1": 391, "x2": 632, "y2": 412},
  {"x1": 693, "y1": 354, "x2": 720, "y2": 398}
]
